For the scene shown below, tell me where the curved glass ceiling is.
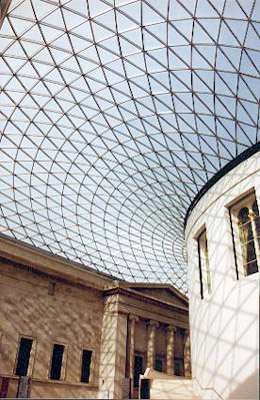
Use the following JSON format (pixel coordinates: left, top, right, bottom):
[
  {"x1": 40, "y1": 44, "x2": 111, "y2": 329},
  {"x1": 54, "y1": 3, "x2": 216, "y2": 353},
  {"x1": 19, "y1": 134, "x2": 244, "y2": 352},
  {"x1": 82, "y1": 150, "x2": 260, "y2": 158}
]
[{"x1": 0, "y1": 0, "x2": 259, "y2": 292}]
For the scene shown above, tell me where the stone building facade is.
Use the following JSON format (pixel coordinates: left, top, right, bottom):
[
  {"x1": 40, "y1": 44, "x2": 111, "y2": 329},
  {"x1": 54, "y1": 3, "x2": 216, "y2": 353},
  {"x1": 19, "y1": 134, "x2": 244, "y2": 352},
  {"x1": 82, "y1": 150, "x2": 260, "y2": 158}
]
[{"x1": 0, "y1": 234, "x2": 190, "y2": 399}]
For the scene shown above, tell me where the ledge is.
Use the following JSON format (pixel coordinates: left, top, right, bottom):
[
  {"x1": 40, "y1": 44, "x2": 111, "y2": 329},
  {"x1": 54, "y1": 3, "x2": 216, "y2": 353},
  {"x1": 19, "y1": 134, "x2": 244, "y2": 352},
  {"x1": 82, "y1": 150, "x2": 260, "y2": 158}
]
[{"x1": 1, "y1": 374, "x2": 98, "y2": 388}]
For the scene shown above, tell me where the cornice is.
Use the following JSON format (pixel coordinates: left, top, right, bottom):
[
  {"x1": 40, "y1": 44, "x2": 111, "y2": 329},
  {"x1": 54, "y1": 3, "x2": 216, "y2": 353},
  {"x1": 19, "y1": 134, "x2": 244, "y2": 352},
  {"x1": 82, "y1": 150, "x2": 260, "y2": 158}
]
[
  {"x1": 0, "y1": 233, "x2": 115, "y2": 291},
  {"x1": 103, "y1": 286, "x2": 189, "y2": 315},
  {"x1": 120, "y1": 281, "x2": 188, "y2": 305}
]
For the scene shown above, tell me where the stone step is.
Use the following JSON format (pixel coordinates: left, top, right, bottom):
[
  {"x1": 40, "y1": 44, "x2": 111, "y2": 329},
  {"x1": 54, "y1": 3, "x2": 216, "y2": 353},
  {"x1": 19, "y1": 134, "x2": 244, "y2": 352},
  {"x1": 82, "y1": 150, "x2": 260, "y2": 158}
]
[
  {"x1": 140, "y1": 370, "x2": 200, "y2": 400},
  {"x1": 150, "y1": 378, "x2": 200, "y2": 399},
  {"x1": 150, "y1": 379, "x2": 200, "y2": 400}
]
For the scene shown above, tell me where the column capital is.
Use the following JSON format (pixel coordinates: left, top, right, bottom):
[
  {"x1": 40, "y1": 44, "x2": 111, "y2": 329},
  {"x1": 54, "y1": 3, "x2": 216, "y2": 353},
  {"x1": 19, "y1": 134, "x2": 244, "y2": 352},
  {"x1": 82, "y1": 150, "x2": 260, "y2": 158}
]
[
  {"x1": 147, "y1": 319, "x2": 159, "y2": 328},
  {"x1": 167, "y1": 324, "x2": 177, "y2": 333},
  {"x1": 129, "y1": 314, "x2": 139, "y2": 322}
]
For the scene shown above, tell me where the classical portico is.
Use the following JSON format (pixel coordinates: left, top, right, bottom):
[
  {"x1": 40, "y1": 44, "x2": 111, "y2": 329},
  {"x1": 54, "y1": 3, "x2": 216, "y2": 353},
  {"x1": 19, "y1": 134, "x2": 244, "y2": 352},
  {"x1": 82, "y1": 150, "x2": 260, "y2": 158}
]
[{"x1": 100, "y1": 281, "x2": 190, "y2": 398}]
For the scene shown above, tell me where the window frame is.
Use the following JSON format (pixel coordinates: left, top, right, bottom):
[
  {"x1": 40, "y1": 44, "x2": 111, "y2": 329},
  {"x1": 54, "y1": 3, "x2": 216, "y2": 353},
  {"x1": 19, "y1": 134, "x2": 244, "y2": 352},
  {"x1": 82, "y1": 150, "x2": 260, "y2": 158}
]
[
  {"x1": 195, "y1": 225, "x2": 211, "y2": 299},
  {"x1": 13, "y1": 335, "x2": 37, "y2": 377},
  {"x1": 80, "y1": 348, "x2": 94, "y2": 384},
  {"x1": 48, "y1": 342, "x2": 68, "y2": 381},
  {"x1": 133, "y1": 352, "x2": 145, "y2": 388},
  {"x1": 154, "y1": 354, "x2": 165, "y2": 373},
  {"x1": 228, "y1": 189, "x2": 259, "y2": 278}
]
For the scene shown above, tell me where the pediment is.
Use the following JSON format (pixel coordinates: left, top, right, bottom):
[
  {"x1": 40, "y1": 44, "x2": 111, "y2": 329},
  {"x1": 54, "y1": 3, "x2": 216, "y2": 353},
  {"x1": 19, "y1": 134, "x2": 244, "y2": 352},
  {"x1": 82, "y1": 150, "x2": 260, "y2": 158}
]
[{"x1": 124, "y1": 283, "x2": 188, "y2": 308}]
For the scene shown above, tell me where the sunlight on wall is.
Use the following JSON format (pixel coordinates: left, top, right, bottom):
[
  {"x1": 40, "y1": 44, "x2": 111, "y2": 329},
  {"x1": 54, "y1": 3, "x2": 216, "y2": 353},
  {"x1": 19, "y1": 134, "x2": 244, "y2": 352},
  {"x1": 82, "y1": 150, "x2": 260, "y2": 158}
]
[{"x1": 185, "y1": 153, "x2": 259, "y2": 400}]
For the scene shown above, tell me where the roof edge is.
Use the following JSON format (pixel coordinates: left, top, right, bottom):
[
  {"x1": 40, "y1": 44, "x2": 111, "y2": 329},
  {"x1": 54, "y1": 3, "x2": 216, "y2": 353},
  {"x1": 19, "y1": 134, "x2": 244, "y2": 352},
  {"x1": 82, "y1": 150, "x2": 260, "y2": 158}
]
[
  {"x1": 119, "y1": 281, "x2": 188, "y2": 303},
  {"x1": 184, "y1": 142, "x2": 260, "y2": 230},
  {"x1": 103, "y1": 286, "x2": 189, "y2": 314},
  {"x1": 0, "y1": 233, "x2": 118, "y2": 288}
]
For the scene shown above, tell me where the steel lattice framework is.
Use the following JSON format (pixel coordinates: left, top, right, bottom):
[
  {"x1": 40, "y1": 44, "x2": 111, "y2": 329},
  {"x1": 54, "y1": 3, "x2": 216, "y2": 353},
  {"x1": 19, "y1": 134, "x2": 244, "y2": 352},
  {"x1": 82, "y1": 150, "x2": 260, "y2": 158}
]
[{"x1": 0, "y1": 0, "x2": 259, "y2": 292}]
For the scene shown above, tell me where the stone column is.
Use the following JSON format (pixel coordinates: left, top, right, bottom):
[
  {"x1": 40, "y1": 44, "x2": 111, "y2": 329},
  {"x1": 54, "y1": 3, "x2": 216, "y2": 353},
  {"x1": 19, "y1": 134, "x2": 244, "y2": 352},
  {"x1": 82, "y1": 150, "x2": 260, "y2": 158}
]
[
  {"x1": 166, "y1": 325, "x2": 176, "y2": 375},
  {"x1": 183, "y1": 329, "x2": 191, "y2": 378},
  {"x1": 147, "y1": 320, "x2": 159, "y2": 369},
  {"x1": 129, "y1": 314, "x2": 139, "y2": 395},
  {"x1": 98, "y1": 309, "x2": 128, "y2": 399}
]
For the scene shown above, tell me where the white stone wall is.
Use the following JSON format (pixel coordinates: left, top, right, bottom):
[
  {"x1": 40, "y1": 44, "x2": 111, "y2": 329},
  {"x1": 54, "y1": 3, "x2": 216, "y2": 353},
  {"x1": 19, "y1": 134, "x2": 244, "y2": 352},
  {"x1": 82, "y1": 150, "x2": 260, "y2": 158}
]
[{"x1": 185, "y1": 152, "x2": 259, "y2": 400}]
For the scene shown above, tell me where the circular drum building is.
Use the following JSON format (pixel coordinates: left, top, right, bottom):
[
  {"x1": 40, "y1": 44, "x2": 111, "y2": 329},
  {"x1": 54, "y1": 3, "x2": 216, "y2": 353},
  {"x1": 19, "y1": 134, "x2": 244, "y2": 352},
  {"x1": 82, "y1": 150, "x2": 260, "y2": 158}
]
[{"x1": 185, "y1": 147, "x2": 259, "y2": 399}]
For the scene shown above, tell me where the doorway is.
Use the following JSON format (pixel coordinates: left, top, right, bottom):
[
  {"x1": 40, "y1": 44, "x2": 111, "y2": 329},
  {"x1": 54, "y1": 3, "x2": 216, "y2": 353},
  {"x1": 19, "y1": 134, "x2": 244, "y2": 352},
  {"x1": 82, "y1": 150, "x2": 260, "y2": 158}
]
[
  {"x1": 134, "y1": 355, "x2": 144, "y2": 388},
  {"x1": 155, "y1": 356, "x2": 164, "y2": 372}
]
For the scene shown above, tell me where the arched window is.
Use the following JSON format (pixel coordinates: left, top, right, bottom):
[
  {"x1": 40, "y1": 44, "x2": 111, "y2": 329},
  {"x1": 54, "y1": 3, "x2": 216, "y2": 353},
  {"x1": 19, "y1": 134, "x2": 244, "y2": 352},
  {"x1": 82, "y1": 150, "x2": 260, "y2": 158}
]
[
  {"x1": 230, "y1": 191, "x2": 259, "y2": 277},
  {"x1": 237, "y1": 207, "x2": 257, "y2": 275}
]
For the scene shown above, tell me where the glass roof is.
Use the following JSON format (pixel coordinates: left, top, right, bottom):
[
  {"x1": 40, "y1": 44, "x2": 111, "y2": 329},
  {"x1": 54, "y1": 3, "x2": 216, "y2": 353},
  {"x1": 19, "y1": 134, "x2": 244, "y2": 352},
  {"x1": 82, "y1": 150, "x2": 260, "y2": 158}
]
[{"x1": 0, "y1": 0, "x2": 259, "y2": 292}]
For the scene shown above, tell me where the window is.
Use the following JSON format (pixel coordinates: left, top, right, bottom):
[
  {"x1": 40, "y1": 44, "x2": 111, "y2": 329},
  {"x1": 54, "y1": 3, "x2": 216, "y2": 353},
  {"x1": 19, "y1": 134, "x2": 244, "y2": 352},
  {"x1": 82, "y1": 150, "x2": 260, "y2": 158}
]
[
  {"x1": 155, "y1": 357, "x2": 163, "y2": 372},
  {"x1": 197, "y1": 227, "x2": 211, "y2": 299},
  {"x1": 48, "y1": 282, "x2": 56, "y2": 296},
  {"x1": 174, "y1": 357, "x2": 184, "y2": 377},
  {"x1": 80, "y1": 350, "x2": 92, "y2": 383},
  {"x1": 49, "y1": 344, "x2": 65, "y2": 380},
  {"x1": 230, "y1": 191, "x2": 259, "y2": 277},
  {"x1": 15, "y1": 337, "x2": 34, "y2": 376},
  {"x1": 134, "y1": 355, "x2": 144, "y2": 388}
]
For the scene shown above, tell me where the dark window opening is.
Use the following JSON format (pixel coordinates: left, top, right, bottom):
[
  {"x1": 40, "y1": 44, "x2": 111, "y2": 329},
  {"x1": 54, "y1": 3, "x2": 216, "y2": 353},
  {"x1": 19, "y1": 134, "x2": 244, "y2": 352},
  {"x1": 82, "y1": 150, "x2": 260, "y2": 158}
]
[
  {"x1": 15, "y1": 337, "x2": 33, "y2": 376},
  {"x1": 81, "y1": 350, "x2": 92, "y2": 383},
  {"x1": 174, "y1": 357, "x2": 184, "y2": 376},
  {"x1": 50, "y1": 344, "x2": 65, "y2": 380},
  {"x1": 155, "y1": 358, "x2": 163, "y2": 372},
  {"x1": 197, "y1": 228, "x2": 211, "y2": 299},
  {"x1": 134, "y1": 355, "x2": 143, "y2": 388},
  {"x1": 197, "y1": 237, "x2": 204, "y2": 300}
]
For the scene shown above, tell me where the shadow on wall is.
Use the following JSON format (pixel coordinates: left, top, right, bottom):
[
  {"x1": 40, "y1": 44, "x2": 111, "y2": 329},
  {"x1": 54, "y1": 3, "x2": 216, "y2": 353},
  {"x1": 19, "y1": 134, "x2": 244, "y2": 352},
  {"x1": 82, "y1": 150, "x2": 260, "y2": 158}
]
[
  {"x1": 229, "y1": 370, "x2": 259, "y2": 399},
  {"x1": 186, "y1": 160, "x2": 260, "y2": 400},
  {"x1": 190, "y1": 247, "x2": 259, "y2": 399}
]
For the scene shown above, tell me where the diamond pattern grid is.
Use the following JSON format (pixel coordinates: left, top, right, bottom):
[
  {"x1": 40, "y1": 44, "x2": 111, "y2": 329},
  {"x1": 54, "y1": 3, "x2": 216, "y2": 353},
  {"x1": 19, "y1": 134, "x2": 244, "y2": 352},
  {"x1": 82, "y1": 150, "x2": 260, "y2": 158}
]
[{"x1": 0, "y1": 0, "x2": 259, "y2": 293}]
